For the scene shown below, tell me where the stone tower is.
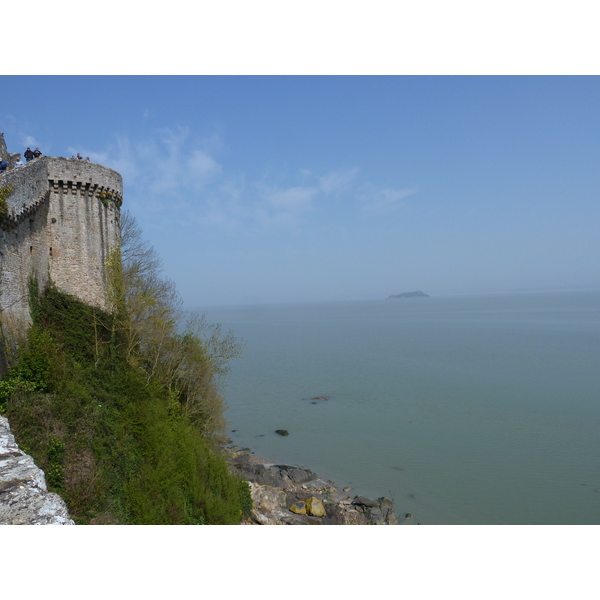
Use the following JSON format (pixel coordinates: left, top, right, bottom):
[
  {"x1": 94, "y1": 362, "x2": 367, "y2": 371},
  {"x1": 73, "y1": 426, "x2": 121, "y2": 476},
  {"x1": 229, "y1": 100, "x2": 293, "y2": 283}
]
[{"x1": 0, "y1": 134, "x2": 123, "y2": 369}]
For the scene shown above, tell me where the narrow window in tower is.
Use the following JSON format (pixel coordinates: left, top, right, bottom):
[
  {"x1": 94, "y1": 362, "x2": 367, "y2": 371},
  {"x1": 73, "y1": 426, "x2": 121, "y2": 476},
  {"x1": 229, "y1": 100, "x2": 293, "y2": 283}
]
[{"x1": 49, "y1": 247, "x2": 53, "y2": 256}]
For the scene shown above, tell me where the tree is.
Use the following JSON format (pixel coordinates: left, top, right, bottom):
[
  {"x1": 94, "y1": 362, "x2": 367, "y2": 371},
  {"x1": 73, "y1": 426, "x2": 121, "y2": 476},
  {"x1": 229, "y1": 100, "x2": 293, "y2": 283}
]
[{"x1": 110, "y1": 211, "x2": 243, "y2": 438}]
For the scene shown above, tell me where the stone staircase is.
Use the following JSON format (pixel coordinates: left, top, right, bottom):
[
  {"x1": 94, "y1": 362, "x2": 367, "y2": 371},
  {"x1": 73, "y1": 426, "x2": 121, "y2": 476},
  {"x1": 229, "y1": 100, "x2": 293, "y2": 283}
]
[{"x1": 0, "y1": 189, "x2": 51, "y2": 232}]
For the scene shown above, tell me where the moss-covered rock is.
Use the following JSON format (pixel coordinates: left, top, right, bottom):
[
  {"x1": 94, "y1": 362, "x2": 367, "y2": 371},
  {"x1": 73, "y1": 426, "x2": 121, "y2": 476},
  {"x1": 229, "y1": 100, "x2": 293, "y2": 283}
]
[
  {"x1": 289, "y1": 501, "x2": 307, "y2": 515},
  {"x1": 306, "y1": 496, "x2": 326, "y2": 517}
]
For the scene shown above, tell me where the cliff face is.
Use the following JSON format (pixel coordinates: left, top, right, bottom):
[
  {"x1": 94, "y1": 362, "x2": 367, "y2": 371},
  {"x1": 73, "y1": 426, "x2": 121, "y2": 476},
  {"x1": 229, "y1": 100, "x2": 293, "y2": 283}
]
[{"x1": 0, "y1": 416, "x2": 74, "y2": 525}]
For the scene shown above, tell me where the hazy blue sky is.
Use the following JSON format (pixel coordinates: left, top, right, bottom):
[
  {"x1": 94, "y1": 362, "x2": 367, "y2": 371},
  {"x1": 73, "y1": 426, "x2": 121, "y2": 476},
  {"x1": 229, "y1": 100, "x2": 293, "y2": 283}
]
[{"x1": 3, "y1": 76, "x2": 599, "y2": 306}]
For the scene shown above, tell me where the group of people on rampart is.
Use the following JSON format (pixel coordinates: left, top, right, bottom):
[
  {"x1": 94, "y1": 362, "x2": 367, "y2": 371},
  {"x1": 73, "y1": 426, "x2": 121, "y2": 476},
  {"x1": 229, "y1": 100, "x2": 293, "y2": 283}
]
[
  {"x1": 0, "y1": 143, "x2": 43, "y2": 174},
  {"x1": 23, "y1": 147, "x2": 43, "y2": 162},
  {"x1": 0, "y1": 138, "x2": 92, "y2": 175}
]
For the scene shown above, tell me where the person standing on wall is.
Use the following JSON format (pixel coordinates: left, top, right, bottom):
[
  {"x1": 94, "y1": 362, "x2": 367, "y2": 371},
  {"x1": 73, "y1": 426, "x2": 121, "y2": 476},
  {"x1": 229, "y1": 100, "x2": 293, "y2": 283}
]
[{"x1": 24, "y1": 147, "x2": 34, "y2": 162}]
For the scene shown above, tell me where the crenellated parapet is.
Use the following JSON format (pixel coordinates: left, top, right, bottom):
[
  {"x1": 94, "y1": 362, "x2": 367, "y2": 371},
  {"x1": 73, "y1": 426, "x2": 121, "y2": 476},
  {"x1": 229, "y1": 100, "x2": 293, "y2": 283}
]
[{"x1": 48, "y1": 178, "x2": 123, "y2": 206}]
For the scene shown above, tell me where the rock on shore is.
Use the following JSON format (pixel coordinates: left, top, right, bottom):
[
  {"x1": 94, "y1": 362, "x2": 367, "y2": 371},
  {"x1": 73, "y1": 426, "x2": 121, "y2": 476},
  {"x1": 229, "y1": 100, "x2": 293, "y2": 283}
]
[
  {"x1": 0, "y1": 416, "x2": 74, "y2": 525},
  {"x1": 226, "y1": 446, "x2": 402, "y2": 525}
]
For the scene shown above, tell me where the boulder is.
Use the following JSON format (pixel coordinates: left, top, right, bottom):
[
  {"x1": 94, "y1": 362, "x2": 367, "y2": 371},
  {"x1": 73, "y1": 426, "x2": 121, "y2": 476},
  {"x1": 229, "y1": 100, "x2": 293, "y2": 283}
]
[
  {"x1": 289, "y1": 501, "x2": 307, "y2": 515},
  {"x1": 275, "y1": 429, "x2": 289, "y2": 436},
  {"x1": 350, "y1": 496, "x2": 399, "y2": 525},
  {"x1": 305, "y1": 496, "x2": 326, "y2": 517},
  {"x1": 275, "y1": 464, "x2": 317, "y2": 484},
  {"x1": 352, "y1": 495, "x2": 379, "y2": 508}
]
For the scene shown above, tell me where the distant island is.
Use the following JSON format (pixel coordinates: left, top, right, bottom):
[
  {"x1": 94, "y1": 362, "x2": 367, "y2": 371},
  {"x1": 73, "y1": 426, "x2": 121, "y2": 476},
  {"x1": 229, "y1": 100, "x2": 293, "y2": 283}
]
[{"x1": 386, "y1": 290, "x2": 429, "y2": 299}]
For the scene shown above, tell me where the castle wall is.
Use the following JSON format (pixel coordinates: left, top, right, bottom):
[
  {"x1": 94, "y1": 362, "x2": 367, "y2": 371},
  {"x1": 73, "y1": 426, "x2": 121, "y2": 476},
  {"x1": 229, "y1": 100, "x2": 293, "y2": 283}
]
[
  {"x1": 0, "y1": 193, "x2": 50, "y2": 330},
  {"x1": 0, "y1": 158, "x2": 49, "y2": 212},
  {"x1": 0, "y1": 135, "x2": 9, "y2": 160},
  {"x1": 0, "y1": 156, "x2": 123, "y2": 360}
]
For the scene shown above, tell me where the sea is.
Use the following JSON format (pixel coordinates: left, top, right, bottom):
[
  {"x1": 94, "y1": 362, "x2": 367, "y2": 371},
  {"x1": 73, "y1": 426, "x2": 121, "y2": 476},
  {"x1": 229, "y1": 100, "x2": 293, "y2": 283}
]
[{"x1": 198, "y1": 291, "x2": 600, "y2": 525}]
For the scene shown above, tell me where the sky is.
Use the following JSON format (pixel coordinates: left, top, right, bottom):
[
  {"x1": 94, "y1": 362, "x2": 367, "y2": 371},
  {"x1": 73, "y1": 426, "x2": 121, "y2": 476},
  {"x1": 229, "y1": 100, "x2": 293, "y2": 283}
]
[{"x1": 2, "y1": 75, "x2": 600, "y2": 306}]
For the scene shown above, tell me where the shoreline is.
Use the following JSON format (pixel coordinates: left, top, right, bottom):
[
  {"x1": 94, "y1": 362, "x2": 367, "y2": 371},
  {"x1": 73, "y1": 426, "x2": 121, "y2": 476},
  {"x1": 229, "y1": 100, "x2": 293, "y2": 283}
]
[{"x1": 224, "y1": 443, "x2": 414, "y2": 525}]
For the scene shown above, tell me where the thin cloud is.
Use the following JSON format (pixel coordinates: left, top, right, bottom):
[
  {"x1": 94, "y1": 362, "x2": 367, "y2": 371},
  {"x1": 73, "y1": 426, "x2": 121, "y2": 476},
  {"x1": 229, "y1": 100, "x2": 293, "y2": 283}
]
[
  {"x1": 92, "y1": 128, "x2": 418, "y2": 232},
  {"x1": 187, "y1": 149, "x2": 222, "y2": 183},
  {"x1": 99, "y1": 127, "x2": 223, "y2": 199},
  {"x1": 3, "y1": 116, "x2": 47, "y2": 155},
  {"x1": 221, "y1": 183, "x2": 317, "y2": 231},
  {"x1": 359, "y1": 185, "x2": 419, "y2": 214},
  {"x1": 191, "y1": 182, "x2": 320, "y2": 233},
  {"x1": 318, "y1": 167, "x2": 359, "y2": 195},
  {"x1": 22, "y1": 134, "x2": 41, "y2": 149},
  {"x1": 264, "y1": 185, "x2": 318, "y2": 211}
]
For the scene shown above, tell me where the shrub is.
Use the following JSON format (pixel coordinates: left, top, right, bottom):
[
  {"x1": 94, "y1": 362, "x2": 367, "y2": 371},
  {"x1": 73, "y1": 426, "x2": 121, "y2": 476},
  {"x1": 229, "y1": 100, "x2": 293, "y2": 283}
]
[{"x1": 0, "y1": 186, "x2": 12, "y2": 223}]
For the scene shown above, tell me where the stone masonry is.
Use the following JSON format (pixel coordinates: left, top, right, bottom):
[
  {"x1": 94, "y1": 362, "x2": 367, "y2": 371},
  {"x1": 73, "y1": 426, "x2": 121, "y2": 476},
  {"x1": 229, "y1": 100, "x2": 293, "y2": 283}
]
[{"x1": 0, "y1": 415, "x2": 74, "y2": 524}]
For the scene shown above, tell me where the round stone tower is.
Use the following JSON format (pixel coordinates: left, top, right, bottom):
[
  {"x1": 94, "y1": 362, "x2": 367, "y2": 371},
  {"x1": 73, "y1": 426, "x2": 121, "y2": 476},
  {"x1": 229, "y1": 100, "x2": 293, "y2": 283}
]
[{"x1": 0, "y1": 136, "x2": 122, "y2": 368}]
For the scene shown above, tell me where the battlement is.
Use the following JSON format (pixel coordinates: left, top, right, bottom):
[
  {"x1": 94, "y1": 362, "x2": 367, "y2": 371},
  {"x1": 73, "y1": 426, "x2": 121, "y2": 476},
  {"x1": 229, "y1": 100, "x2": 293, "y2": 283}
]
[
  {"x1": 0, "y1": 138, "x2": 123, "y2": 370},
  {"x1": 1, "y1": 155, "x2": 122, "y2": 210}
]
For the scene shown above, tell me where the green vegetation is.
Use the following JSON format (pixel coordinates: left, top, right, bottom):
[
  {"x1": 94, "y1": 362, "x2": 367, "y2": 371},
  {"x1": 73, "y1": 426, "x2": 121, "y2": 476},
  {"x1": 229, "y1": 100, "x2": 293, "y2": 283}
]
[
  {"x1": 0, "y1": 212, "x2": 250, "y2": 524},
  {"x1": 98, "y1": 190, "x2": 122, "y2": 208},
  {"x1": 0, "y1": 186, "x2": 13, "y2": 223}
]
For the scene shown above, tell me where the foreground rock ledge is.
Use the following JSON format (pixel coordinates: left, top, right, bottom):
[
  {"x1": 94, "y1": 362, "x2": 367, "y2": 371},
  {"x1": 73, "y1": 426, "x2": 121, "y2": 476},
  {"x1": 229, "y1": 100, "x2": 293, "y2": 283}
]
[
  {"x1": 0, "y1": 416, "x2": 74, "y2": 525},
  {"x1": 227, "y1": 446, "x2": 403, "y2": 525}
]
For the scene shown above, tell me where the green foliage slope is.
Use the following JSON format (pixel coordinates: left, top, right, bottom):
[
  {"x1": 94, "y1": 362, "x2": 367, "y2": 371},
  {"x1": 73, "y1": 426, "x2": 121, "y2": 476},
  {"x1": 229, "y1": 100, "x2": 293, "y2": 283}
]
[
  {"x1": 0, "y1": 214, "x2": 250, "y2": 524},
  {"x1": 0, "y1": 186, "x2": 12, "y2": 223},
  {"x1": 1, "y1": 285, "x2": 248, "y2": 524}
]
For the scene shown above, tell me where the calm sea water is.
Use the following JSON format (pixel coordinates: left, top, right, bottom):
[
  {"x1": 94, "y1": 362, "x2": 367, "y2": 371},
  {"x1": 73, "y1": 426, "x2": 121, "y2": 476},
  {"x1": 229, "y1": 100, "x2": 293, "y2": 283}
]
[{"x1": 199, "y1": 292, "x2": 600, "y2": 524}]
